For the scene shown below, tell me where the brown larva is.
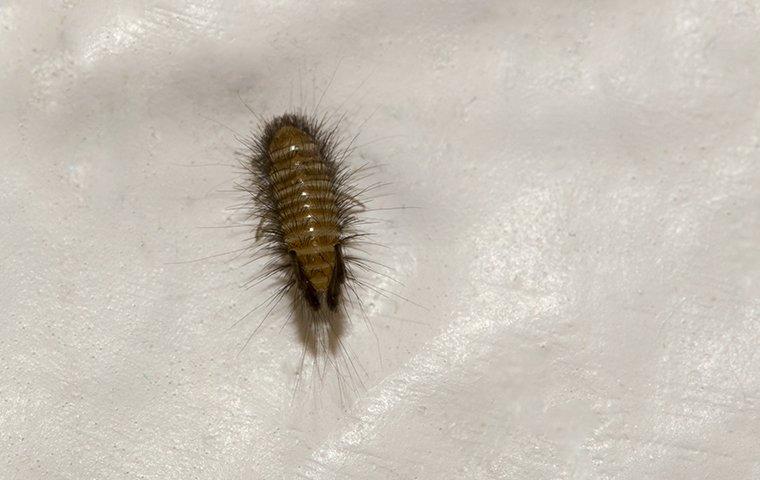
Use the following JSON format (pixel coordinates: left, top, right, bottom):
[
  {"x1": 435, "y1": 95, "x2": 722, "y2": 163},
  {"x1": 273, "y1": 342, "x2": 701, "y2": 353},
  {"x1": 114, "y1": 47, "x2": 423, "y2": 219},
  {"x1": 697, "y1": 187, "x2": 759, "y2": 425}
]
[{"x1": 238, "y1": 110, "x2": 375, "y2": 394}]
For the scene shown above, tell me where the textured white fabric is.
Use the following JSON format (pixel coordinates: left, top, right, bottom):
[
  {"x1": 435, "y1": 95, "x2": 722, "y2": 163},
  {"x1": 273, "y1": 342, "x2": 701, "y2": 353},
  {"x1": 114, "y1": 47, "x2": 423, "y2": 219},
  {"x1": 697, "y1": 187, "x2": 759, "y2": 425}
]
[{"x1": 2, "y1": 1, "x2": 759, "y2": 478}]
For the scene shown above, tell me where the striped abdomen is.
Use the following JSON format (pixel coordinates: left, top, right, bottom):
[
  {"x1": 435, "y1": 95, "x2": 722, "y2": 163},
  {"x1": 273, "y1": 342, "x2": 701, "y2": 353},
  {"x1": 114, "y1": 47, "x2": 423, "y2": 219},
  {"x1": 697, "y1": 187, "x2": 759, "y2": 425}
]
[{"x1": 268, "y1": 124, "x2": 344, "y2": 311}]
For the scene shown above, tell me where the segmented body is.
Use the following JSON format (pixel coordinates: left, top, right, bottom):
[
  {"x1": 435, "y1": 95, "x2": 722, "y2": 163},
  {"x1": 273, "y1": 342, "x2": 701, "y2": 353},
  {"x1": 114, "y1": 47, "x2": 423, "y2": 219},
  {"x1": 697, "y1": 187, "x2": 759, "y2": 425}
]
[
  {"x1": 246, "y1": 113, "x2": 352, "y2": 317},
  {"x1": 267, "y1": 124, "x2": 344, "y2": 310}
]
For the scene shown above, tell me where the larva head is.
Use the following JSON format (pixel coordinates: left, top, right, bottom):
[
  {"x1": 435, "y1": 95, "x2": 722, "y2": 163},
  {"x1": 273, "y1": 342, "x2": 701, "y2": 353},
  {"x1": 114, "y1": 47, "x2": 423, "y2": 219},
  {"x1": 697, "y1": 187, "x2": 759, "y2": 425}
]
[{"x1": 267, "y1": 124, "x2": 316, "y2": 166}]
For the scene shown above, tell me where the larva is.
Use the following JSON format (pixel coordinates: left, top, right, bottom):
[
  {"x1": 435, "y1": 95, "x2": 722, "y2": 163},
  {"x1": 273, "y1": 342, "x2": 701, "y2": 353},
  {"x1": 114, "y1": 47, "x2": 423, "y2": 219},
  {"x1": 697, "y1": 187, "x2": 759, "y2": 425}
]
[{"x1": 240, "y1": 110, "x2": 371, "y2": 393}]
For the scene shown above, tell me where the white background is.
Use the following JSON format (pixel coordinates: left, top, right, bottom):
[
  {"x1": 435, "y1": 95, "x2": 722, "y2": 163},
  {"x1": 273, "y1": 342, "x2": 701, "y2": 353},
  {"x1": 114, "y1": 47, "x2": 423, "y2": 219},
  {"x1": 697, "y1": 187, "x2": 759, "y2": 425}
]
[{"x1": 1, "y1": 1, "x2": 759, "y2": 479}]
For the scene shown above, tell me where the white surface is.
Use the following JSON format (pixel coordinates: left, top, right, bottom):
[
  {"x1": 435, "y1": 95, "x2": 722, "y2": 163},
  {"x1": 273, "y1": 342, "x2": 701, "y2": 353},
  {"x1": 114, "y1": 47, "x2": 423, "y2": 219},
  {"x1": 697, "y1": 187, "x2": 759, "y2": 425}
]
[{"x1": 1, "y1": 1, "x2": 759, "y2": 479}]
